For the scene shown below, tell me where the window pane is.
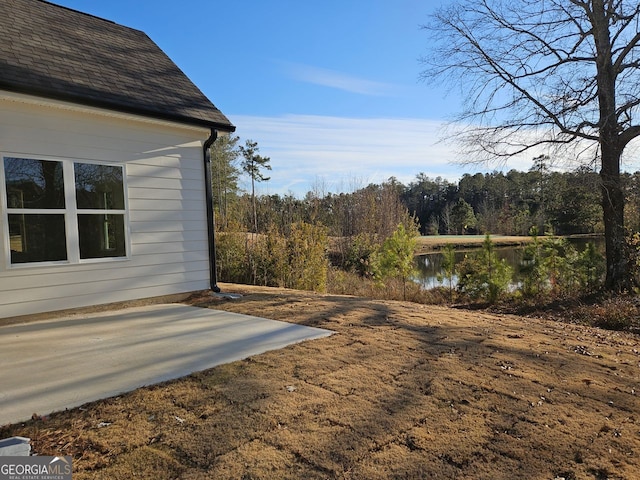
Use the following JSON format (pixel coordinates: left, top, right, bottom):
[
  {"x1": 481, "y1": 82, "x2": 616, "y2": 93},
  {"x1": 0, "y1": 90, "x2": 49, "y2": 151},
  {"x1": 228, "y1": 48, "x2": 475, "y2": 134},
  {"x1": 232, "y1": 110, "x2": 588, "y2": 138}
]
[
  {"x1": 8, "y1": 214, "x2": 67, "y2": 263},
  {"x1": 75, "y1": 163, "x2": 124, "y2": 210},
  {"x1": 78, "y1": 214, "x2": 126, "y2": 259},
  {"x1": 4, "y1": 157, "x2": 65, "y2": 209}
]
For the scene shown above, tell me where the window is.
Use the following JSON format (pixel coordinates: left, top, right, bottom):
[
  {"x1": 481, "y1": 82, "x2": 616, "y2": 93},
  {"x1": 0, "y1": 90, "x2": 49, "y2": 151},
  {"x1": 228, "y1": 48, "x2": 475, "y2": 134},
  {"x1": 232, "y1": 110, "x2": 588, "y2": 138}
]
[
  {"x1": 2, "y1": 156, "x2": 128, "y2": 266},
  {"x1": 74, "y1": 163, "x2": 126, "y2": 259},
  {"x1": 4, "y1": 157, "x2": 67, "y2": 264}
]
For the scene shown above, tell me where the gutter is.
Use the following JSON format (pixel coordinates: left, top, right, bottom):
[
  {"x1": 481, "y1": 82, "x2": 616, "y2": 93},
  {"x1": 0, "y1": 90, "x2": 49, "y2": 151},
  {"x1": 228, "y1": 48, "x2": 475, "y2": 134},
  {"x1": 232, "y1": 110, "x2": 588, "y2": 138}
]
[{"x1": 203, "y1": 129, "x2": 221, "y2": 293}]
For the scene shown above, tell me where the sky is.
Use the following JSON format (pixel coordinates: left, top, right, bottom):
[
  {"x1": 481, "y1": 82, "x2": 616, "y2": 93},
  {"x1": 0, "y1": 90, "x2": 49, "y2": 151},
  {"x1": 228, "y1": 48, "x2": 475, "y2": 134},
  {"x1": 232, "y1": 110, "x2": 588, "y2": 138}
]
[{"x1": 49, "y1": 0, "x2": 541, "y2": 196}]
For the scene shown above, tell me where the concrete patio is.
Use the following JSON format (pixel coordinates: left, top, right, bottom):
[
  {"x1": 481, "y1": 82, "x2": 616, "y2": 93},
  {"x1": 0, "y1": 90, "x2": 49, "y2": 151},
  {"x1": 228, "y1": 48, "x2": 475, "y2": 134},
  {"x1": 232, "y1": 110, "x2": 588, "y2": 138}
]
[{"x1": 0, "y1": 303, "x2": 332, "y2": 426}]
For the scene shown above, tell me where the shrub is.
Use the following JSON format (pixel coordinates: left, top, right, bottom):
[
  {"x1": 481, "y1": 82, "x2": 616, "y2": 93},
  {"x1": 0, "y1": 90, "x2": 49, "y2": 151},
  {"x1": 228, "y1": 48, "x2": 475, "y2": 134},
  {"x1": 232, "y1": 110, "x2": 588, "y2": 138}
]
[
  {"x1": 457, "y1": 234, "x2": 513, "y2": 303},
  {"x1": 625, "y1": 232, "x2": 640, "y2": 289},
  {"x1": 373, "y1": 224, "x2": 419, "y2": 300},
  {"x1": 542, "y1": 237, "x2": 579, "y2": 295},
  {"x1": 327, "y1": 267, "x2": 375, "y2": 297},
  {"x1": 342, "y1": 233, "x2": 380, "y2": 278},
  {"x1": 576, "y1": 241, "x2": 605, "y2": 293},
  {"x1": 575, "y1": 296, "x2": 640, "y2": 332},
  {"x1": 518, "y1": 234, "x2": 604, "y2": 299},
  {"x1": 215, "y1": 222, "x2": 328, "y2": 292},
  {"x1": 216, "y1": 230, "x2": 251, "y2": 284},
  {"x1": 519, "y1": 231, "x2": 547, "y2": 297},
  {"x1": 285, "y1": 222, "x2": 329, "y2": 291},
  {"x1": 436, "y1": 243, "x2": 457, "y2": 303},
  {"x1": 252, "y1": 225, "x2": 287, "y2": 287}
]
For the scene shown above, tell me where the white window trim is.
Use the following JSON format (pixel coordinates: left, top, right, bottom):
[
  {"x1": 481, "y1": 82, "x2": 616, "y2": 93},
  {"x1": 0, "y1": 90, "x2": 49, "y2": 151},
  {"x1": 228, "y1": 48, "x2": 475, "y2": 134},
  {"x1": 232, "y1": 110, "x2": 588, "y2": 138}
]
[{"x1": 0, "y1": 153, "x2": 131, "y2": 269}]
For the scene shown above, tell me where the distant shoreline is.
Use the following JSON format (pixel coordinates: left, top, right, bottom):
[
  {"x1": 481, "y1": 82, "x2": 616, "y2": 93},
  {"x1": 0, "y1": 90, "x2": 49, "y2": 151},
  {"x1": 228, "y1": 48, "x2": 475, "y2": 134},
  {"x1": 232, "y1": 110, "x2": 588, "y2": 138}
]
[{"x1": 415, "y1": 234, "x2": 603, "y2": 255}]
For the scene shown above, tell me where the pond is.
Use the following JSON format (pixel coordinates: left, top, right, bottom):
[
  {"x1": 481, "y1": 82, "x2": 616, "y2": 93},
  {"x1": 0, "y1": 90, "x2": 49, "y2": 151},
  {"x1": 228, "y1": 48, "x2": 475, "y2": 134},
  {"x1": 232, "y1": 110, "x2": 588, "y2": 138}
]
[{"x1": 414, "y1": 237, "x2": 605, "y2": 290}]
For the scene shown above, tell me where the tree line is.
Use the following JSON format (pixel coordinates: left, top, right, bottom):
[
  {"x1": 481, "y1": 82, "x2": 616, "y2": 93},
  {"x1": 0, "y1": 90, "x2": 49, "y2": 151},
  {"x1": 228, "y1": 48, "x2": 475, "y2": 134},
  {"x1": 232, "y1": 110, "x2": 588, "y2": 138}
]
[
  {"x1": 208, "y1": 136, "x2": 640, "y2": 311},
  {"x1": 404, "y1": 160, "x2": 605, "y2": 237},
  {"x1": 212, "y1": 137, "x2": 640, "y2": 240}
]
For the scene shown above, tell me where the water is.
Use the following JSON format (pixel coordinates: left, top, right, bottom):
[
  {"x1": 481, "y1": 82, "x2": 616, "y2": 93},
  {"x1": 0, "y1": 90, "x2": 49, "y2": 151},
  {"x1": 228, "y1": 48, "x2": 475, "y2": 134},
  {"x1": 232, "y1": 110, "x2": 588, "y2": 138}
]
[{"x1": 414, "y1": 237, "x2": 604, "y2": 290}]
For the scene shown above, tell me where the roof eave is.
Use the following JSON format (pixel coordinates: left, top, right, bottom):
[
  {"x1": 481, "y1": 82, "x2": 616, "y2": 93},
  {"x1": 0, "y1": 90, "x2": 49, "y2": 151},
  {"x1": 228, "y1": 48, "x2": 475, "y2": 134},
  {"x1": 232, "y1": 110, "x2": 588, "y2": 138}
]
[{"x1": 0, "y1": 83, "x2": 236, "y2": 133}]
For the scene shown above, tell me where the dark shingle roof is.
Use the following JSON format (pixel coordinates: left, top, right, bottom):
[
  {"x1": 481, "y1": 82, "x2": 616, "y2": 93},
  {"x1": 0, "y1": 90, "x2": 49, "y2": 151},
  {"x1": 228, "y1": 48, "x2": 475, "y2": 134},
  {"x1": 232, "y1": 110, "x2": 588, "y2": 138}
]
[{"x1": 0, "y1": 0, "x2": 235, "y2": 131}]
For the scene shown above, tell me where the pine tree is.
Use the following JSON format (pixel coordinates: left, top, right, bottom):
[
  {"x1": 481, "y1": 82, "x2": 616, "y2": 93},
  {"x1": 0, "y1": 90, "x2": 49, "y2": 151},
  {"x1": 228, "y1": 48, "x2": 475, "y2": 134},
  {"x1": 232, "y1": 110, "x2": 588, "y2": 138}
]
[
  {"x1": 239, "y1": 139, "x2": 272, "y2": 233},
  {"x1": 375, "y1": 224, "x2": 418, "y2": 300},
  {"x1": 210, "y1": 134, "x2": 240, "y2": 229}
]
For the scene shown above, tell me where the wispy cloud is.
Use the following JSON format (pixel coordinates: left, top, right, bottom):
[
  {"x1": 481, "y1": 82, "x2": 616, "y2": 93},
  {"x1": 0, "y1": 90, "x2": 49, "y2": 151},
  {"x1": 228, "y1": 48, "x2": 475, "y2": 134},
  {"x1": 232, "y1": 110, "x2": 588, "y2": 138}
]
[
  {"x1": 228, "y1": 114, "x2": 640, "y2": 197},
  {"x1": 230, "y1": 114, "x2": 495, "y2": 195},
  {"x1": 280, "y1": 61, "x2": 396, "y2": 96}
]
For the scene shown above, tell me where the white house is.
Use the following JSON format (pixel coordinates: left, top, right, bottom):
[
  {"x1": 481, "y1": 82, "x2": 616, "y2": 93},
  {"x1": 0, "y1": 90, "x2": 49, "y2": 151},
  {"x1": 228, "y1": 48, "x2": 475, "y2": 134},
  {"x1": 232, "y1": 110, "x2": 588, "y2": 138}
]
[{"x1": 0, "y1": 0, "x2": 236, "y2": 319}]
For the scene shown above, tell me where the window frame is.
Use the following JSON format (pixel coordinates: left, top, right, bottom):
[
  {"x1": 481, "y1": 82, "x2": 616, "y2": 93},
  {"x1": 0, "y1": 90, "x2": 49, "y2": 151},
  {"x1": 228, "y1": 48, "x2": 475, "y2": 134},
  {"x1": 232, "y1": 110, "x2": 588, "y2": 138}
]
[{"x1": 1, "y1": 153, "x2": 130, "y2": 269}]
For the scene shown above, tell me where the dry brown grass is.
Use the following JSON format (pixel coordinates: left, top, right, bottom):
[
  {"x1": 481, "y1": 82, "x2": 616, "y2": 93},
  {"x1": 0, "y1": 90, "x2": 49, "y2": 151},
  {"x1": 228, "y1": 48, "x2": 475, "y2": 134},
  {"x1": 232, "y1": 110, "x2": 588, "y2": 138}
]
[
  {"x1": 414, "y1": 234, "x2": 535, "y2": 254},
  {"x1": 2, "y1": 284, "x2": 640, "y2": 479}
]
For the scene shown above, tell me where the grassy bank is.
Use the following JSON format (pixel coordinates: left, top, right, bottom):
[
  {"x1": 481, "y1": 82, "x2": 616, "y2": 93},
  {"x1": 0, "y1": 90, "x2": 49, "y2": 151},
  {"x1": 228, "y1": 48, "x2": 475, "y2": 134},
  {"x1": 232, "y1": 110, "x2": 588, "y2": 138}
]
[{"x1": 415, "y1": 235, "x2": 535, "y2": 254}]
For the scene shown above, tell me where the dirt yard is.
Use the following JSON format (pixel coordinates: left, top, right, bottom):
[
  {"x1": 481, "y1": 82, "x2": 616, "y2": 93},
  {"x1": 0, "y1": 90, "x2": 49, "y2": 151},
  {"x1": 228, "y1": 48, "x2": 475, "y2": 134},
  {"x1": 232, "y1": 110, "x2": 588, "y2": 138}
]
[{"x1": 2, "y1": 284, "x2": 640, "y2": 479}]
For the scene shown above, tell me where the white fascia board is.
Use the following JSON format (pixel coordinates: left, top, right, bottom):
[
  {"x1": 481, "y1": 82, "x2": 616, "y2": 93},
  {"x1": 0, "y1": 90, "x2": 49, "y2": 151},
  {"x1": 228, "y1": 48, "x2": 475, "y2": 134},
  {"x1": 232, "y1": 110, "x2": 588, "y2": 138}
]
[{"x1": 0, "y1": 90, "x2": 211, "y2": 138}]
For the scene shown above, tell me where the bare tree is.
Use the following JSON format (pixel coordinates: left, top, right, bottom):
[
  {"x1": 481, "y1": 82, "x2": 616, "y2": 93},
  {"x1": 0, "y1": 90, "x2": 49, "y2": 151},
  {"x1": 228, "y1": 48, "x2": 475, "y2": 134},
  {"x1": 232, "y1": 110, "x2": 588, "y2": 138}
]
[{"x1": 422, "y1": 0, "x2": 640, "y2": 291}]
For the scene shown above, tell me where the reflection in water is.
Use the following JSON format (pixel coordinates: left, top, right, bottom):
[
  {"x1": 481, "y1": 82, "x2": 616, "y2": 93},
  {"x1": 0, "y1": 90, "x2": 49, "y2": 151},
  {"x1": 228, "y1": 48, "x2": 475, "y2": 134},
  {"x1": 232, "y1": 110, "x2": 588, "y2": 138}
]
[{"x1": 414, "y1": 238, "x2": 604, "y2": 290}]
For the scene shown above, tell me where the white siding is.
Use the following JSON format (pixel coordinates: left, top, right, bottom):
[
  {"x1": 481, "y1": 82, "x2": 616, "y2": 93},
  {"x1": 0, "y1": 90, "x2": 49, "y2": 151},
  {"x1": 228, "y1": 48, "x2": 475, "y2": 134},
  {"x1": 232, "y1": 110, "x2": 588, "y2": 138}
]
[{"x1": 0, "y1": 95, "x2": 213, "y2": 318}]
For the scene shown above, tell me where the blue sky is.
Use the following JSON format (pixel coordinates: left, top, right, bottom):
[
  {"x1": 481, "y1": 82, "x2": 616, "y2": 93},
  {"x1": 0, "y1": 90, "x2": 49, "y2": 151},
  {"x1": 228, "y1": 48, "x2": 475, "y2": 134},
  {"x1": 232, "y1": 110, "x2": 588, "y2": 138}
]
[{"x1": 50, "y1": 0, "x2": 537, "y2": 196}]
